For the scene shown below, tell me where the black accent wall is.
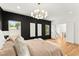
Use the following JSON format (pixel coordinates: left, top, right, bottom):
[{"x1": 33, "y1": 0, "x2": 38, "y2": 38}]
[
  {"x1": 0, "y1": 7, "x2": 51, "y2": 40},
  {"x1": 0, "y1": 7, "x2": 2, "y2": 29}
]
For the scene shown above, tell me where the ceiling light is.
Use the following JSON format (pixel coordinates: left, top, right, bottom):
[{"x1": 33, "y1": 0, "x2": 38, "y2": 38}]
[
  {"x1": 69, "y1": 11, "x2": 72, "y2": 14},
  {"x1": 17, "y1": 6, "x2": 21, "y2": 9},
  {"x1": 31, "y1": 3, "x2": 48, "y2": 19},
  {"x1": 52, "y1": 17, "x2": 56, "y2": 20}
]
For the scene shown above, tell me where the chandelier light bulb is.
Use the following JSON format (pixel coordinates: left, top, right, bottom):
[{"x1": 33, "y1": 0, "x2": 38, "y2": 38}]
[{"x1": 31, "y1": 3, "x2": 48, "y2": 19}]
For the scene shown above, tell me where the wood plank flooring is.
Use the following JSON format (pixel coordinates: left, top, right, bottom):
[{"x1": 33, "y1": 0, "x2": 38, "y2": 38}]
[{"x1": 46, "y1": 37, "x2": 79, "y2": 56}]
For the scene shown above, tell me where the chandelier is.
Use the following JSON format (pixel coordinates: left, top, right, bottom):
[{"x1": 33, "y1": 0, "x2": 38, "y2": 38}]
[{"x1": 31, "y1": 3, "x2": 48, "y2": 19}]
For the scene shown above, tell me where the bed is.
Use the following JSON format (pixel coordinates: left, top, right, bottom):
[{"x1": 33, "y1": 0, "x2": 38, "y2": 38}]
[
  {"x1": 0, "y1": 41, "x2": 16, "y2": 56},
  {"x1": 24, "y1": 40, "x2": 63, "y2": 56},
  {"x1": 0, "y1": 39, "x2": 63, "y2": 56}
]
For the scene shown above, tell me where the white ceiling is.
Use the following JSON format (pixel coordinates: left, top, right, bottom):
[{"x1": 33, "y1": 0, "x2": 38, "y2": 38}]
[{"x1": 0, "y1": 3, "x2": 79, "y2": 21}]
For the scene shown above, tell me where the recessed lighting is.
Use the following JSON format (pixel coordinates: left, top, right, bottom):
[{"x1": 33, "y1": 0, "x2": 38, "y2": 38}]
[
  {"x1": 17, "y1": 6, "x2": 21, "y2": 9},
  {"x1": 69, "y1": 11, "x2": 72, "y2": 14},
  {"x1": 52, "y1": 17, "x2": 56, "y2": 20}
]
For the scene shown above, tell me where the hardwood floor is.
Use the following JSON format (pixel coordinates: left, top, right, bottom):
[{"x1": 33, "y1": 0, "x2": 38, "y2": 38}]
[{"x1": 46, "y1": 36, "x2": 79, "y2": 56}]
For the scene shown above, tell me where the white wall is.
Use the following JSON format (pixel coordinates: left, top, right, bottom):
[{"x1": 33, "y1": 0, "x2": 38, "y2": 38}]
[
  {"x1": 51, "y1": 15, "x2": 79, "y2": 44},
  {"x1": 75, "y1": 22, "x2": 79, "y2": 44},
  {"x1": 66, "y1": 23, "x2": 75, "y2": 43},
  {"x1": 51, "y1": 21, "x2": 56, "y2": 38}
]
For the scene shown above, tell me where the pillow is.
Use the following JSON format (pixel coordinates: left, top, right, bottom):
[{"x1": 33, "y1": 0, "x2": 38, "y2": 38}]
[
  {"x1": 14, "y1": 36, "x2": 30, "y2": 56},
  {"x1": 33, "y1": 38, "x2": 38, "y2": 40},
  {"x1": 33, "y1": 38, "x2": 43, "y2": 40},
  {"x1": 9, "y1": 30, "x2": 20, "y2": 42},
  {"x1": 0, "y1": 30, "x2": 6, "y2": 49},
  {"x1": 38, "y1": 38, "x2": 43, "y2": 40}
]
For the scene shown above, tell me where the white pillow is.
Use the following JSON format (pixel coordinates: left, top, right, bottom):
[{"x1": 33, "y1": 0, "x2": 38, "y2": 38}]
[
  {"x1": 15, "y1": 36, "x2": 30, "y2": 56},
  {"x1": 33, "y1": 38, "x2": 38, "y2": 40},
  {"x1": 9, "y1": 30, "x2": 20, "y2": 42},
  {"x1": 38, "y1": 38, "x2": 43, "y2": 40},
  {"x1": 0, "y1": 30, "x2": 6, "y2": 49},
  {"x1": 33, "y1": 38, "x2": 43, "y2": 40}
]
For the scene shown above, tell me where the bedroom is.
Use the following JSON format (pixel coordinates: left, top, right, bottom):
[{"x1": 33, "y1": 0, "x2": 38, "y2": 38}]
[{"x1": 0, "y1": 3, "x2": 79, "y2": 56}]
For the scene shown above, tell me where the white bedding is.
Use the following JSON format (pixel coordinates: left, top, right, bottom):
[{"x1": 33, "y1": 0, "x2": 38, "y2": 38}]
[{"x1": 0, "y1": 30, "x2": 6, "y2": 49}]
